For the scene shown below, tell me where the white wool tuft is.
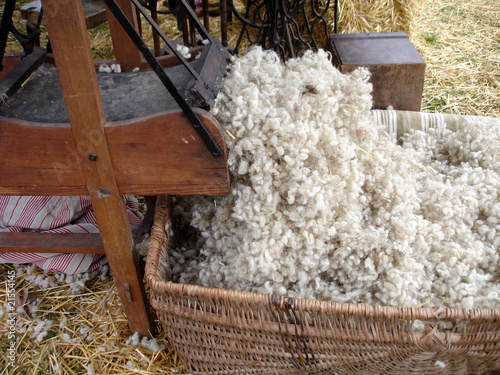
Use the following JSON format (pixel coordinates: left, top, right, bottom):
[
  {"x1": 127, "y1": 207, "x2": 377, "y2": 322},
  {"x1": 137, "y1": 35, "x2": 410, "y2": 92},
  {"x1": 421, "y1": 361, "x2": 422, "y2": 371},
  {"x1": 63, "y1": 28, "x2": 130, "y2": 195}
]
[
  {"x1": 98, "y1": 64, "x2": 112, "y2": 73},
  {"x1": 176, "y1": 44, "x2": 191, "y2": 59},
  {"x1": 434, "y1": 360, "x2": 446, "y2": 369},
  {"x1": 80, "y1": 324, "x2": 91, "y2": 335},
  {"x1": 171, "y1": 47, "x2": 500, "y2": 309},
  {"x1": 110, "y1": 63, "x2": 121, "y2": 73},
  {"x1": 124, "y1": 331, "x2": 165, "y2": 352},
  {"x1": 15, "y1": 263, "x2": 109, "y2": 295},
  {"x1": 86, "y1": 363, "x2": 96, "y2": 375},
  {"x1": 25, "y1": 273, "x2": 57, "y2": 290},
  {"x1": 124, "y1": 331, "x2": 141, "y2": 346},
  {"x1": 140, "y1": 336, "x2": 166, "y2": 352},
  {"x1": 30, "y1": 319, "x2": 53, "y2": 342},
  {"x1": 135, "y1": 234, "x2": 150, "y2": 258}
]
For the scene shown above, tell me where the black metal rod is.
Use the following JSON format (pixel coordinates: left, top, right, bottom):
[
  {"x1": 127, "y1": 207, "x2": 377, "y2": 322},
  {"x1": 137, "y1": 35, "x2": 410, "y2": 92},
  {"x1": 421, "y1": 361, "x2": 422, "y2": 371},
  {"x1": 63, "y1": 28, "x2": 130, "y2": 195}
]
[
  {"x1": 231, "y1": 0, "x2": 331, "y2": 59},
  {"x1": 0, "y1": 0, "x2": 17, "y2": 71},
  {"x1": 226, "y1": 0, "x2": 269, "y2": 30},
  {"x1": 334, "y1": 0, "x2": 338, "y2": 33},
  {"x1": 104, "y1": 0, "x2": 223, "y2": 157},
  {"x1": 220, "y1": 0, "x2": 228, "y2": 46}
]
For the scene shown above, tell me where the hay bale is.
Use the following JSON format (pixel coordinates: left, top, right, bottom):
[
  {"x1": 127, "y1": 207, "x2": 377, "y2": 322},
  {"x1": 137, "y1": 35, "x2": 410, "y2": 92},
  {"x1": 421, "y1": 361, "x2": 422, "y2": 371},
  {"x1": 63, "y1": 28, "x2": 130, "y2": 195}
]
[
  {"x1": 332, "y1": 0, "x2": 415, "y2": 35},
  {"x1": 297, "y1": 0, "x2": 414, "y2": 58}
]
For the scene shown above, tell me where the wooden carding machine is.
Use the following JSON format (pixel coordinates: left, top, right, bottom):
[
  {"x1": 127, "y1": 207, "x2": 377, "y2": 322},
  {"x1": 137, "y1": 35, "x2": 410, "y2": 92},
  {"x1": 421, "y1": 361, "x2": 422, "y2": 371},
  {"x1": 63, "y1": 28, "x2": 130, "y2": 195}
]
[{"x1": 0, "y1": 0, "x2": 230, "y2": 335}]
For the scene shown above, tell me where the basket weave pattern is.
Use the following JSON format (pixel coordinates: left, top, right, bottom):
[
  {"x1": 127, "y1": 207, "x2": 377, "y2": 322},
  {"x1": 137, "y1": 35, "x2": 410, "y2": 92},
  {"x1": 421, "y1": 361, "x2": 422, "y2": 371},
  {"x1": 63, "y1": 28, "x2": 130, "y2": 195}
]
[{"x1": 145, "y1": 196, "x2": 500, "y2": 374}]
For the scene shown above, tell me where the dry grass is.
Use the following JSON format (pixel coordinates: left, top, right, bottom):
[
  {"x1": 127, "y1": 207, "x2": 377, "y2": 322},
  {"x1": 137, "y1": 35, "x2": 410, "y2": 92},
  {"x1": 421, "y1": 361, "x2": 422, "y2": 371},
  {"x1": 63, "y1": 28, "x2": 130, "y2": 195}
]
[
  {"x1": 0, "y1": 263, "x2": 187, "y2": 374},
  {"x1": 1, "y1": 0, "x2": 499, "y2": 373},
  {"x1": 410, "y1": 0, "x2": 500, "y2": 116},
  {"x1": 334, "y1": 0, "x2": 414, "y2": 35}
]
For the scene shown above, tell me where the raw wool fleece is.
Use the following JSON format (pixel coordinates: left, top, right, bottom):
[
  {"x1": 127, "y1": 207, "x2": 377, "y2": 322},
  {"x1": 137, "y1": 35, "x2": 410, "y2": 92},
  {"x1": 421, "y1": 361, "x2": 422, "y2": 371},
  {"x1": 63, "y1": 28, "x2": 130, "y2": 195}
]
[{"x1": 171, "y1": 47, "x2": 500, "y2": 309}]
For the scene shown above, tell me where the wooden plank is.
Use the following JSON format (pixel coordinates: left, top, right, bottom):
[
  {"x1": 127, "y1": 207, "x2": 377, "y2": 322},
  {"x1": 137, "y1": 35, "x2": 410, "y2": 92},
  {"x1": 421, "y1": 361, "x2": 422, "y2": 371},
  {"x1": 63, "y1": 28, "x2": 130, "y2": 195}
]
[
  {"x1": 82, "y1": 0, "x2": 109, "y2": 28},
  {"x1": 0, "y1": 233, "x2": 104, "y2": 254},
  {"x1": 105, "y1": 0, "x2": 142, "y2": 64},
  {"x1": 106, "y1": 108, "x2": 229, "y2": 196},
  {"x1": 0, "y1": 47, "x2": 46, "y2": 103},
  {"x1": 147, "y1": 1, "x2": 162, "y2": 57},
  {"x1": 41, "y1": 0, "x2": 153, "y2": 336},
  {"x1": 0, "y1": 117, "x2": 87, "y2": 196},
  {"x1": 0, "y1": 109, "x2": 229, "y2": 196},
  {"x1": 43, "y1": 45, "x2": 205, "y2": 72}
]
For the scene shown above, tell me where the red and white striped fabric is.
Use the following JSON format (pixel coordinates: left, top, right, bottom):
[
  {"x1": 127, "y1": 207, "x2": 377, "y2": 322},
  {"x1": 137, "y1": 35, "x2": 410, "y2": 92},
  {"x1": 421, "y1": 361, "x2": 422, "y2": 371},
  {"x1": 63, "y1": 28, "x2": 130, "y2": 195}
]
[{"x1": 0, "y1": 195, "x2": 143, "y2": 274}]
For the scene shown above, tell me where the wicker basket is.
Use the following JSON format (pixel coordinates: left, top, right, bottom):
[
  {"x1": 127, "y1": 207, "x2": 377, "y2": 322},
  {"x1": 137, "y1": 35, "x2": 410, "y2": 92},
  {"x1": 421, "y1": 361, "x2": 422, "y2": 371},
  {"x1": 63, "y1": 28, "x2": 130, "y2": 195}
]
[{"x1": 145, "y1": 195, "x2": 500, "y2": 374}]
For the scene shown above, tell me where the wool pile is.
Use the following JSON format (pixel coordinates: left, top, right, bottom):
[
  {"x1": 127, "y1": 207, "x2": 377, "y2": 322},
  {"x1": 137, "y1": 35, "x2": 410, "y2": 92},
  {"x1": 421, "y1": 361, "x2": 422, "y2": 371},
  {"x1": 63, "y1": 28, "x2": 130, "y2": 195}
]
[{"x1": 170, "y1": 47, "x2": 500, "y2": 309}]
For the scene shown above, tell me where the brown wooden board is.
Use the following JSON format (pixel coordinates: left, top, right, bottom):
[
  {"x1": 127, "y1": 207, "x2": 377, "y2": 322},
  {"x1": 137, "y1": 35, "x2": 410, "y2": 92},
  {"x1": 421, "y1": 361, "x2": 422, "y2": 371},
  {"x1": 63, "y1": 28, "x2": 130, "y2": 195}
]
[
  {"x1": 0, "y1": 109, "x2": 229, "y2": 196},
  {"x1": 106, "y1": 108, "x2": 229, "y2": 196},
  {"x1": 106, "y1": 0, "x2": 142, "y2": 63},
  {"x1": 0, "y1": 233, "x2": 104, "y2": 254},
  {"x1": 41, "y1": 46, "x2": 205, "y2": 72},
  {"x1": 0, "y1": 117, "x2": 86, "y2": 196},
  {"x1": 82, "y1": 0, "x2": 109, "y2": 28},
  {"x1": 3, "y1": 0, "x2": 229, "y2": 336},
  {"x1": 325, "y1": 32, "x2": 426, "y2": 111},
  {"x1": 329, "y1": 32, "x2": 425, "y2": 65}
]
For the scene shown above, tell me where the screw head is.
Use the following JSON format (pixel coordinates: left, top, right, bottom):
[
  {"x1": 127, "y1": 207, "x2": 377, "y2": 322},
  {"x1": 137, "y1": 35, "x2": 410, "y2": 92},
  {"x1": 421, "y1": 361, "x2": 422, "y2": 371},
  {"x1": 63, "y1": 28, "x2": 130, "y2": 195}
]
[{"x1": 89, "y1": 153, "x2": 97, "y2": 161}]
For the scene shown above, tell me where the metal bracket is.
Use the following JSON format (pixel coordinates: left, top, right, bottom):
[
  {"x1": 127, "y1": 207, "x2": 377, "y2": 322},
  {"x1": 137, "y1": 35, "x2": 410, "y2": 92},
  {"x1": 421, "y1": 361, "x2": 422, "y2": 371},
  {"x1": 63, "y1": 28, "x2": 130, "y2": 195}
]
[{"x1": 103, "y1": 0, "x2": 225, "y2": 157}]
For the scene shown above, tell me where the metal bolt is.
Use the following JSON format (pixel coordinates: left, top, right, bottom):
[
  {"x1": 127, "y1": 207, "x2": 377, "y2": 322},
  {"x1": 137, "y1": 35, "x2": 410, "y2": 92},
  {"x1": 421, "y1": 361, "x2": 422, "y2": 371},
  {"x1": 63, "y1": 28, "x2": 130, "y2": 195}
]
[{"x1": 89, "y1": 153, "x2": 97, "y2": 161}]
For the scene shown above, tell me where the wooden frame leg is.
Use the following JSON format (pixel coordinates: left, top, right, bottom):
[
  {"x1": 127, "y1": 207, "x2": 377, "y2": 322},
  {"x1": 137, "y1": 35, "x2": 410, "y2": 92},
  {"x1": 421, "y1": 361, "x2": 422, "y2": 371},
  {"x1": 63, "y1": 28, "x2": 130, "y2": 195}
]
[
  {"x1": 41, "y1": 0, "x2": 154, "y2": 336},
  {"x1": 105, "y1": 0, "x2": 143, "y2": 64}
]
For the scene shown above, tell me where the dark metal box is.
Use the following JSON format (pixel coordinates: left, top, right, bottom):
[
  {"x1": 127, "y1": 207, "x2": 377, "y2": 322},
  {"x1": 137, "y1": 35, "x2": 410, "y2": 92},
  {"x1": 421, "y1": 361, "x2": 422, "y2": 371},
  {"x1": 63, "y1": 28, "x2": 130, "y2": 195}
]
[{"x1": 325, "y1": 32, "x2": 426, "y2": 111}]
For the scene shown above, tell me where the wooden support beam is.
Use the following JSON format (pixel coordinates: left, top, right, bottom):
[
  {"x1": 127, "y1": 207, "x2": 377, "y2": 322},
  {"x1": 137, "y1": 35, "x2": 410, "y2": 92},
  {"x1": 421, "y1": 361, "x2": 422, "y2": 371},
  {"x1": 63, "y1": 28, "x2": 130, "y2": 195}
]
[
  {"x1": 0, "y1": 109, "x2": 229, "y2": 197},
  {"x1": 41, "y1": 0, "x2": 153, "y2": 336},
  {"x1": 105, "y1": 0, "x2": 143, "y2": 64},
  {"x1": 0, "y1": 233, "x2": 104, "y2": 254}
]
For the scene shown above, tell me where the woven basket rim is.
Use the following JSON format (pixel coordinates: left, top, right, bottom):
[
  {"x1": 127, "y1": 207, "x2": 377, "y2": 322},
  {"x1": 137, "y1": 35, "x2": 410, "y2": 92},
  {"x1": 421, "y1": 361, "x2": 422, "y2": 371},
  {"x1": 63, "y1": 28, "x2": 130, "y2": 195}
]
[{"x1": 145, "y1": 195, "x2": 500, "y2": 324}]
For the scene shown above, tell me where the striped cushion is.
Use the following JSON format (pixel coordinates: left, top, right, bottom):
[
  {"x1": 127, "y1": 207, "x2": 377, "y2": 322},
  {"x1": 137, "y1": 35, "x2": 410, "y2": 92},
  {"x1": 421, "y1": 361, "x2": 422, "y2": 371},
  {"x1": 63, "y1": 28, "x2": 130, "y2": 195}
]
[{"x1": 0, "y1": 195, "x2": 143, "y2": 274}]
